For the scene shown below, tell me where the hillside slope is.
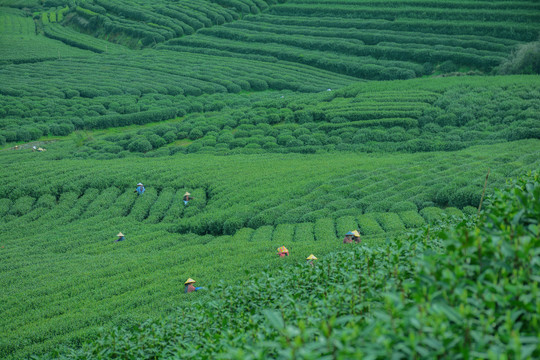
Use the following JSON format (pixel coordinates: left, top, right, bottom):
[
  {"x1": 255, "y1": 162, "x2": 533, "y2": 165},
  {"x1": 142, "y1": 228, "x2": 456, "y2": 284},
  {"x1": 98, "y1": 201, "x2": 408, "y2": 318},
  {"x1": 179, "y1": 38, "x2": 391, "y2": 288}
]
[
  {"x1": 0, "y1": 140, "x2": 539, "y2": 358},
  {"x1": 1, "y1": 0, "x2": 539, "y2": 358},
  {"x1": 38, "y1": 170, "x2": 540, "y2": 359}
]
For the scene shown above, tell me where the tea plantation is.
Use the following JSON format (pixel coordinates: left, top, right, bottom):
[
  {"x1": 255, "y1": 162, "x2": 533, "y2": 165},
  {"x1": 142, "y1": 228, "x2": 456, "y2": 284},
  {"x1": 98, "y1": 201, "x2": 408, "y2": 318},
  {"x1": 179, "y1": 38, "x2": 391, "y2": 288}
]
[
  {"x1": 37, "y1": 172, "x2": 540, "y2": 360},
  {"x1": 0, "y1": 0, "x2": 539, "y2": 359}
]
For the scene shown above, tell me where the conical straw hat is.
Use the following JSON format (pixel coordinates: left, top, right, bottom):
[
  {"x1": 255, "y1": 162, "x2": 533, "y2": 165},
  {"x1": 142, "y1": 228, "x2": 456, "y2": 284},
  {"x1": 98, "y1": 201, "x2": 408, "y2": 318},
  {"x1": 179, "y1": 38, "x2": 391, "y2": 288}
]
[
  {"x1": 277, "y1": 246, "x2": 288, "y2": 253},
  {"x1": 184, "y1": 278, "x2": 196, "y2": 284},
  {"x1": 306, "y1": 254, "x2": 317, "y2": 260},
  {"x1": 184, "y1": 192, "x2": 191, "y2": 196},
  {"x1": 117, "y1": 232, "x2": 124, "y2": 237},
  {"x1": 137, "y1": 183, "x2": 143, "y2": 186},
  {"x1": 352, "y1": 230, "x2": 360, "y2": 237}
]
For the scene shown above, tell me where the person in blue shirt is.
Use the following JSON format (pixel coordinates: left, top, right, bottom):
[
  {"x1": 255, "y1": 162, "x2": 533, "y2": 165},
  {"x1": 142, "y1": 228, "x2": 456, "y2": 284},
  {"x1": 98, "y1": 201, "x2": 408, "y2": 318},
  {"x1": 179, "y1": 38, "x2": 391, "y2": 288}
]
[
  {"x1": 135, "y1": 183, "x2": 145, "y2": 195},
  {"x1": 116, "y1": 232, "x2": 125, "y2": 242},
  {"x1": 183, "y1": 192, "x2": 192, "y2": 205}
]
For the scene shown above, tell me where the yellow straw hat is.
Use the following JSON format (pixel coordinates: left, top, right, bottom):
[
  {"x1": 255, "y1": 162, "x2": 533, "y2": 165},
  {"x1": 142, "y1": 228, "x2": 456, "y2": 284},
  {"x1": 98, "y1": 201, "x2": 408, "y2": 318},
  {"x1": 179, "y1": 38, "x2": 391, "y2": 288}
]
[
  {"x1": 352, "y1": 230, "x2": 361, "y2": 237},
  {"x1": 306, "y1": 254, "x2": 317, "y2": 260},
  {"x1": 117, "y1": 232, "x2": 124, "y2": 237},
  {"x1": 184, "y1": 192, "x2": 191, "y2": 196},
  {"x1": 184, "y1": 278, "x2": 195, "y2": 284}
]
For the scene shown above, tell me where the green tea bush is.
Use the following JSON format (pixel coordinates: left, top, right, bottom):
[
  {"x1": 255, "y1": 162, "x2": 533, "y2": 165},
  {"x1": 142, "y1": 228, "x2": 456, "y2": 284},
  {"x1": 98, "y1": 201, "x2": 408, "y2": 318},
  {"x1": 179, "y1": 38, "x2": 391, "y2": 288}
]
[
  {"x1": 251, "y1": 225, "x2": 273, "y2": 242},
  {"x1": 420, "y1": 206, "x2": 445, "y2": 224},
  {"x1": 275, "y1": 205, "x2": 312, "y2": 224},
  {"x1": 9, "y1": 196, "x2": 35, "y2": 216},
  {"x1": 357, "y1": 213, "x2": 384, "y2": 235},
  {"x1": 145, "y1": 188, "x2": 175, "y2": 224},
  {"x1": 222, "y1": 214, "x2": 247, "y2": 235},
  {"x1": 398, "y1": 210, "x2": 426, "y2": 228},
  {"x1": 108, "y1": 189, "x2": 137, "y2": 218},
  {"x1": 462, "y1": 205, "x2": 477, "y2": 216},
  {"x1": 300, "y1": 208, "x2": 331, "y2": 222},
  {"x1": 314, "y1": 217, "x2": 336, "y2": 242},
  {"x1": 247, "y1": 203, "x2": 296, "y2": 228},
  {"x1": 61, "y1": 188, "x2": 100, "y2": 223},
  {"x1": 389, "y1": 200, "x2": 417, "y2": 212},
  {"x1": 187, "y1": 188, "x2": 206, "y2": 211},
  {"x1": 294, "y1": 222, "x2": 314, "y2": 242},
  {"x1": 444, "y1": 206, "x2": 464, "y2": 219},
  {"x1": 82, "y1": 187, "x2": 121, "y2": 219},
  {"x1": 161, "y1": 189, "x2": 187, "y2": 223},
  {"x1": 232, "y1": 227, "x2": 254, "y2": 243},
  {"x1": 374, "y1": 212, "x2": 406, "y2": 232},
  {"x1": 23, "y1": 192, "x2": 79, "y2": 230},
  {"x1": 129, "y1": 188, "x2": 158, "y2": 221},
  {"x1": 335, "y1": 215, "x2": 358, "y2": 237},
  {"x1": 272, "y1": 223, "x2": 295, "y2": 243},
  {"x1": 0, "y1": 198, "x2": 12, "y2": 217},
  {"x1": 35, "y1": 194, "x2": 56, "y2": 209}
]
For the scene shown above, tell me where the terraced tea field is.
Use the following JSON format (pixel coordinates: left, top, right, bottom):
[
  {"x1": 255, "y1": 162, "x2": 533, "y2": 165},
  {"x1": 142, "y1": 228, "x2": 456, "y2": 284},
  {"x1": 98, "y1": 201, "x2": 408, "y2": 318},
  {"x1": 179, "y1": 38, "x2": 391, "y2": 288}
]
[
  {"x1": 1, "y1": 140, "x2": 539, "y2": 358},
  {"x1": 1, "y1": 0, "x2": 539, "y2": 358}
]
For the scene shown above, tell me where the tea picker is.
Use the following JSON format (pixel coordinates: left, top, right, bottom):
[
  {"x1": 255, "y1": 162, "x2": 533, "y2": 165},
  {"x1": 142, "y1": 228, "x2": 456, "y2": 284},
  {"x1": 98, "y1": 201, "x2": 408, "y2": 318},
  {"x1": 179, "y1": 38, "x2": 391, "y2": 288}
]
[
  {"x1": 116, "y1": 232, "x2": 125, "y2": 242},
  {"x1": 135, "y1": 182, "x2": 145, "y2": 195},
  {"x1": 343, "y1": 231, "x2": 354, "y2": 244},
  {"x1": 277, "y1": 246, "x2": 289, "y2": 257},
  {"x1": 352, "y1": 230, "x2": 361, "y2": 243},
  {"x1": 306, "y1": 254, "x2": 317, "y2": 266},
  {"x1": 184, "y1": 278, "x2": 204, "y2": 293},
  {"x1": 183, "y1": 192, "x2": 192, "y2": 205}
]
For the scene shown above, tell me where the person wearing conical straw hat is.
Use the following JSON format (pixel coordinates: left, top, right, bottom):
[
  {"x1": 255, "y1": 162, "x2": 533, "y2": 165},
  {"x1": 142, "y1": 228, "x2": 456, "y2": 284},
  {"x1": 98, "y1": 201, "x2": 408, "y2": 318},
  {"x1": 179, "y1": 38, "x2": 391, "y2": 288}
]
[
  {"x1": 184, "y1": 278, "x2": 196, "y2": 293},
  {"x1": 183, "y1": 191, "x2": 192, "y2": 205},
  {"x1": 115, "y1": 232, "x2": 125, "y2": 242},
  {"x1": 277, "y1": 246, "x2": 289, "y2": 257},
  {"x1": 343, "y1": 231, "x2": 354, "y2": 244},
  {"x1": 135, "y1": 182, "x2": 145, "y2": 195},
  {"x1": 352, "y1": 230, "x2": 361, "y2": 244},
  {"x1": 306, "y1": 254, "x2": 317, "y2": 266},
  {"x1": 184, "y1": 278, "x2": 204, "y2": 293}
]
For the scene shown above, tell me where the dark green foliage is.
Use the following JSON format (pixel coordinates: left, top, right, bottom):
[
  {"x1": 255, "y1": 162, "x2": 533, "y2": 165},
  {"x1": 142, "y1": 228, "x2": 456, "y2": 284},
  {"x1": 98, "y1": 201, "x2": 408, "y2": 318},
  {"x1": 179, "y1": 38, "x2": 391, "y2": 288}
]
[
  {"x1": 294, "y1": 222, "x2": 314, "y2": 242},
  {"x1": 357, "y1": 213, "x2": 384, "y2": 235},
  {"x1": 128, "y1": 137, "x2": 152, "y2": 153},
  {"x1": 498, "y1": 40, "x2": 540, "y2": 75},
  {"x1": 0, "y1": 198, "x2": 12, "y2": 217},
  {"x1": 374, "y1": 211, "x2": 406, "y2": 232},
  {"x1": 129, "y1": 188, "x2": 158, "y2": 221},
  {"x1": 314, "y1": 217, "x2": 335, "y2": 242},
  {"x1": 271, "y1": 223, "x2": 295, "y2": 242},
  {"x1": 398, "y1": 210, "x2": 426, "y2": 228},
  {"x1": 9, "y1": 196, "x2": 35, "y2": 216},
  {"x1": 335, "y1": 215, "x2": 357, "y2": 237},
  {"x1": 251, "y1": 225, "x2": 273, "y2": 242},
  {"x1": 420, "y1": 206, "x2": 445, "y2": 224}
]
